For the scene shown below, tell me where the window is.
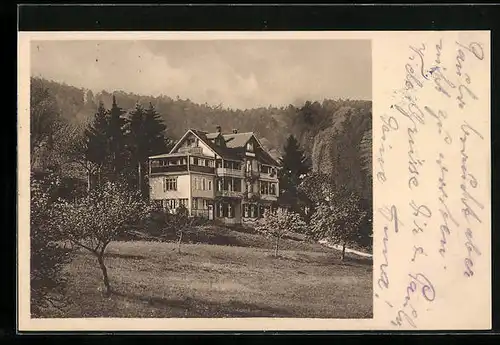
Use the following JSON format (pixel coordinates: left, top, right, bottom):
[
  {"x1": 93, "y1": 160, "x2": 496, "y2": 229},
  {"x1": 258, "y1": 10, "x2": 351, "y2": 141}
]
[
  {"x1": 194, "y1": 177, "x2": 212, "y2": 191},
  {"x1": 163, "y1": 177, "x2": 177, "y2": 191},
  {"x1": 228, "y1": 203, "x2": 234, "y2": 218},
  {"x1": 246, "y1": 142, "x2": 254, "y2": 151},
  {"x1": 261, "y1": 165, "x2": 271, "y2": 174},
  {"x1": 243, "y1": 204, "x2": 249, "y2": 218},
  {"x1": 260, "y1": 181, "x2": 276, "y2": 195},
  {"x1": 270, "y1": 183, "x2": 276, "y2": 195},
  {"x1": 163, "y1": 198, "x2": 187, "y2": 211}
]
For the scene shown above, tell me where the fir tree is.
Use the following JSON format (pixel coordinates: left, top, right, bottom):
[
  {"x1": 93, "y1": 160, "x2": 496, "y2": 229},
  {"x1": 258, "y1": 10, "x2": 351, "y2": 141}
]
[
  {"x1": 84, "y1": 102, "x2": 109, "y2": 187},
  {"x1": 144, "y1": 102, "x2": 168, "y2": 156},
  {"x1": 278, "y1": 135, "x2": 311, "y2": 215},
  {"x1": 107, "y1": 95, "x2": 127, "y2": 181},
  {"x1": 125, "y1": 102, "x2": 169, "y2": 196}
]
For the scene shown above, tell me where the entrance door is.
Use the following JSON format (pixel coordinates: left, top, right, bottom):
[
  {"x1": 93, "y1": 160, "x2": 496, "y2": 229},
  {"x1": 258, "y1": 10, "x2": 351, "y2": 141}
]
[{"x1": 208, "y1": 204, "x2": 214, "y2": 220}]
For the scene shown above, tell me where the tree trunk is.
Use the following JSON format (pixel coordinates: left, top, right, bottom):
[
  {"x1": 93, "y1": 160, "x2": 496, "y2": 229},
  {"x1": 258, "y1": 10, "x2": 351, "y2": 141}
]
[
  {"x1": 341, "y1": 241, "x2": 346, "y2": 261},
  {"x1": 177, "y1": 230, "x2": 183, "y2": 254},
  {"x1": 97, "y1": 254, "x2": 111, "y2": 295},
  {"x1": 87, "y1": 170, "x2": 91, "y2": 193},
  {"x1": 274, "y1": 237, "x2": 279, "y2": 257},
  {"x1": 137, "y1": 162, "x2": 142, "y2": 195},
  {"x1": 97, "y1": 166, "x2": 102, "y2": 188}
]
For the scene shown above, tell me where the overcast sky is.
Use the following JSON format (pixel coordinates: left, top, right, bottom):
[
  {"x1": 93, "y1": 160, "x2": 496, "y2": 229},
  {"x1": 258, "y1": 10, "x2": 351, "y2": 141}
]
[{"x1": 31, "y1": 40, "x2": 371, "y2": 109}]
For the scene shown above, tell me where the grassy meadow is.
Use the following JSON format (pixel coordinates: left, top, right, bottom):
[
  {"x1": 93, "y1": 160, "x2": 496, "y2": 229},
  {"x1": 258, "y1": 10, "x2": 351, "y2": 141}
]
[{"x1": 40, "y1": 226, "x2": 373, "y2": 318}]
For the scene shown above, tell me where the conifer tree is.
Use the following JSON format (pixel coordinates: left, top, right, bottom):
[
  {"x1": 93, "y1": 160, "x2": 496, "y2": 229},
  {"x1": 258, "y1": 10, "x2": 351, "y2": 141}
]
[
  {"x1": 278, "y1": 135, "x2": 311, "y2": 215},
  {"x1": 84, "y1": 102, "x2": 109, "y2": 187},
  {"x1": 107, "y1": 95, "x2": 127, "y2": 180},
  {"x1": 125, "y1": 102, "x2": 169, "y2": 196}
]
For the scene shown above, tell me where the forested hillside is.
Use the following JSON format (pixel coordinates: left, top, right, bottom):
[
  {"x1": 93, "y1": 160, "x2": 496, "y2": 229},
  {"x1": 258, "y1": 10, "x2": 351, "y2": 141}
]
[{"x1": 31, "y1": 77, "x2": 372, "y2": 201}]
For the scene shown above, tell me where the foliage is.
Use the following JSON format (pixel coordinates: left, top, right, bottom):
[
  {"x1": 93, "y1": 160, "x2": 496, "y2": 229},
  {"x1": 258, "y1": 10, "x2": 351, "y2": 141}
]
[
  {"x1": 124, "y1": 102, "x2": 169, "y2": 196},
  {"x1": 52, "y1": 182, "x2": 152, "y2": 294},
  {"x1": 278, "y1": 135, "x2": 311, "y2": 193},
  {"x1": 169, "y1": 204, "x2": 196, "y2": 254},
  {"x1": 30, "y1": 79, "x2": 74, "y2": 171},
  {"x1": 107, "y1": 96, "x2": 128, "y2": 180},
  {"x1": 30, "y1": 171, "x2": 74, "y2": 316},
  {"x1": 300, "y1": 173, "x2": 368, "y2": 260},
  {"x1": 278, "y1": 135, "x2": 312, "y2": 217},
  {"x1": 255, "y1": 208, "x2": 306, "y2": 257},
  {"x1": 83, "y1": 101, "x2": 109, "y2": 187}
]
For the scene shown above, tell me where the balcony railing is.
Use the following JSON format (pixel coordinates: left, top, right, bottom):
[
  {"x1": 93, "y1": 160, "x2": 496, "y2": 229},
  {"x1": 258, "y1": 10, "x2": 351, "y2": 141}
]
[
  {"x1": 245, "y1": 170, "x2": 260, "y2": 179},
  {"x1": 260, "y1": 194, "x2": 278, "y2": 201},
  {"x1": 216, "y1": 190, "x2": 243, "y2": 198},
  {"x1": 191, "y1": 209, "x2": 210, "y2": 218},
  {"x1": 216, "y1": 168, "x2": 244, "y2": 177},
  {"x1": 244, "y1": 191, "x2": 260, "y2": 200},
  {"x1": 178, "y1": 146, "x2": 203, "y2": 154},
  {"x1": 259, "y1": 172, "x2": 278, "y2": 180},
  {"x1": 151, "y1": 165, "x2": 188, "y2": 174},
  {"x1": 190, "y1": 165, "x2": 215, "y2": 174}
]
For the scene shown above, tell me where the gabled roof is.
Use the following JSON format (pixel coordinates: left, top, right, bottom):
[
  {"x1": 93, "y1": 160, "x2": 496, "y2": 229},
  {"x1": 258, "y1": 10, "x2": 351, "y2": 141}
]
[
  {"x1": 221, "y1": 132, "x2": 254, "y2": 148},
  {"x1": 190, "y1": 129, "x2": 242, "y2": 161},
  {"x1": 154, "y1": 128, "x2": 280, "y2": 166},
  {"x1": 205, "y1": 132, "x2": 220, "y2": 140}
]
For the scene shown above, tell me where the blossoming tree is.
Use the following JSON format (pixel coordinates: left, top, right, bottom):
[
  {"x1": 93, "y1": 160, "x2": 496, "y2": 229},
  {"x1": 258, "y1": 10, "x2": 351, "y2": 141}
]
[
  {"x1": 255, "y1": 208, "x2": 306, "y2": 257},
  {"x1": 53, "y1": 182, "x2": 151, "y2": 295}
]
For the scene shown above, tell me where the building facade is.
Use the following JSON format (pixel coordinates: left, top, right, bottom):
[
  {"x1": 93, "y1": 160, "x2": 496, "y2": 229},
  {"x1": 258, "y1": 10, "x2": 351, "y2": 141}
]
[{"x1": 148, "y1": 127, "x2": 280, "y2": 225}]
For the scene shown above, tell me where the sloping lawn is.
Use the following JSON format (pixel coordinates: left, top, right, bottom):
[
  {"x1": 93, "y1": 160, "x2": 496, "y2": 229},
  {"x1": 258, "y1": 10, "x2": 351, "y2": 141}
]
[{"x1": 41, "y1": 227, "x2": 373, "y2": 319}]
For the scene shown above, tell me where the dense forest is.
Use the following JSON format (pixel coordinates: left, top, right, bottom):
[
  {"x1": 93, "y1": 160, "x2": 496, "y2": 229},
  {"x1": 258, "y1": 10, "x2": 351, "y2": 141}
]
[{"x1": 30, "y1": 77, "x2": 372, "y2": 201}]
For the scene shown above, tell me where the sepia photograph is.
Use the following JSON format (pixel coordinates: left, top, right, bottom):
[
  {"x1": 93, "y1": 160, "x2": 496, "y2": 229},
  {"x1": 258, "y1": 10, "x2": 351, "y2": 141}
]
[{"x1": 28, "y1": 38, "x2": 373, "y2": 319}]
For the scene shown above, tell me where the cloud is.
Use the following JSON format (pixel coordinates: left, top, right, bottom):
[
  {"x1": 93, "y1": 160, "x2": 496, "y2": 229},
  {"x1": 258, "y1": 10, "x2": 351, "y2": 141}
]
[{"x1": 31, "y1": 40, "x2": 371, "y2": 109}]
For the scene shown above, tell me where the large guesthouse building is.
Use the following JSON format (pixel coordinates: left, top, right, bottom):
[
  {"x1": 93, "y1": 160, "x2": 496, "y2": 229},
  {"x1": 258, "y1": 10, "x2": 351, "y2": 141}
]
[{"x1": 148, "y1": 126, "x2": 280, "y2": 225}]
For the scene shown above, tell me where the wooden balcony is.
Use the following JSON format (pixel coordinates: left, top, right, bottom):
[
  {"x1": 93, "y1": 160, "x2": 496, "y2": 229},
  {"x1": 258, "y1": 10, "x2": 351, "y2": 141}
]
[
  {"x1": 244, "y1": 191, "x2": 260, "y2": 200},
  {"x1": 216, "y1": 190, "x2": 243, "y2": 198},
  {"x1": 190, "y1": 165, "x2": 215, "y2": 174},
  {"x1": 151, "y1": 165, "x2": 188, "y2": 174},
  {"x1": 216, "y1": 168, "x2": 244, "y2": 177},
  {"x1": 178, "y1": 146, "x2": 203, "y2": 154},
  {"x1": 260, "y1": 194, "x2": 278, "y2": 201},
  {"x1": 259, "y1": 172, "x2": 278, "y2": 181},
  {"x1": 191, "y1": 209, "x2": 210, "y2": 218}
]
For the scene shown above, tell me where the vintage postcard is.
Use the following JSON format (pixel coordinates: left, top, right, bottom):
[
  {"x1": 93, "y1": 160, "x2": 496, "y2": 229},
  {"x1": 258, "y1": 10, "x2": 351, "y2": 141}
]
[{"x1": 17, "y1": 31, "x2": 491, "y2": 331}]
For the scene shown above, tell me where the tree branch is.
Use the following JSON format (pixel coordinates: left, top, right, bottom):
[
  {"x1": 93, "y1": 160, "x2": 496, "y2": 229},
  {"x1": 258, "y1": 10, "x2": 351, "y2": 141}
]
[{"x1": 70, "y1": 239, "x2": 97, "y2": 254}]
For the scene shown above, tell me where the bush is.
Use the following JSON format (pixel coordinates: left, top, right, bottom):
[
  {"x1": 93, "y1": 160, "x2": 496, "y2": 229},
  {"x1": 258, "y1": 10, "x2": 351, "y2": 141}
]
[{"x1": 30, "y1": 171, "x2": 74, "y2": 316}]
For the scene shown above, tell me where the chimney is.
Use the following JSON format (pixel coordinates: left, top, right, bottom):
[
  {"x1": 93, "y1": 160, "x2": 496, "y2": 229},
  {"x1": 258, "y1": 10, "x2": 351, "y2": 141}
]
[
  {"x1": 232, "y1": 129, "x2": 238, "y2": 134},
  {"x1": 216, "y1": 125, "x2": 221, "y2": 133}
]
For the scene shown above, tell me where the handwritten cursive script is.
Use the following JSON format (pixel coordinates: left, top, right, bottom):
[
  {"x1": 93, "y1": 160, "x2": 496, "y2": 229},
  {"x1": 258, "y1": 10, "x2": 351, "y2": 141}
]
[{"x1": 380, "y1": 35, "x2": 488, "y2": 329}]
